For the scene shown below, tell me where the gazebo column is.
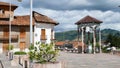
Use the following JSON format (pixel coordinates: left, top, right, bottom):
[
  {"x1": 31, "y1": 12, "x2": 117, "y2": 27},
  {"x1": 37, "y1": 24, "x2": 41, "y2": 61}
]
[
  {"x1": 92, "y1": 26, "x2": 97, "y2": 54},
  {"x1": 81, "y1": 27, "x2": 84, "y2": 54},
  {"x1": 99, "y1": 26, "x2": 102, "y2": 53},
  {"x1": 88, "y1": 31, "x2": 90, "y2": 45},
  {"x1": 77, "y1": 25, "x2": 80, "y2": 42}
]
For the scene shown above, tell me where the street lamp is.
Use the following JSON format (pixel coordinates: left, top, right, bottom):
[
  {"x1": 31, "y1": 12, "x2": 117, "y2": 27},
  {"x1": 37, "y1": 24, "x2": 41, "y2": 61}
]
[
  {"x1": 30, "y1": 0, "x2": 33, "y2": 45},
  {"x1": 9, "y1": 0, "x2": 12, "y2": 50}
]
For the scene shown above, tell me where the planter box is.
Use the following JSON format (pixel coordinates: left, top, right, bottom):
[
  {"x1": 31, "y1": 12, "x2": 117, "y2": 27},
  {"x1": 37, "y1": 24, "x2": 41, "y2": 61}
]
[
  {"x1": 11, "y1": 55, "x2": 19, "y2": 66},
  {"x1": 11, "y1": 55, "x2": 29, "y2": 67},
  {"x1": 32, "y1": 62, "x2": 65, "y2": 68}
]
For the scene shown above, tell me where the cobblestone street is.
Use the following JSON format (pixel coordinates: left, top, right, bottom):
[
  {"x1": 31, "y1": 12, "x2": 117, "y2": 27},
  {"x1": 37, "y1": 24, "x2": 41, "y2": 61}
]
[{"x1": 58, "y1": 52, "x2": 120, "y2": 68}]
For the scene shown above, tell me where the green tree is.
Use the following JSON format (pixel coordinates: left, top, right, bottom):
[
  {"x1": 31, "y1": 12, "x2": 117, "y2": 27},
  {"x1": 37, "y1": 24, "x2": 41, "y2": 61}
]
[{"x1": 106, "y1": 34, "x2": 120, "y2": 48}]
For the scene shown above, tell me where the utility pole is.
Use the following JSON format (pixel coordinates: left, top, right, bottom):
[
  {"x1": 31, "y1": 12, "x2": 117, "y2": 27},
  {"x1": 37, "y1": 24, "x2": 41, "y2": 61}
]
[{"x1": 30, "y1": 0, "x2": 33, "y2": 44}]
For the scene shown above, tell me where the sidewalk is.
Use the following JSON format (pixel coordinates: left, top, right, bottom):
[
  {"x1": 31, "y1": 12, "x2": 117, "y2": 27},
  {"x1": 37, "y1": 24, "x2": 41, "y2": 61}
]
[
  {"x1": 58, "y1": 52, "x2": 120, "y2": 68},
  {"x1": 0, "y1": 53, "x2": 22, "y2": 68}
]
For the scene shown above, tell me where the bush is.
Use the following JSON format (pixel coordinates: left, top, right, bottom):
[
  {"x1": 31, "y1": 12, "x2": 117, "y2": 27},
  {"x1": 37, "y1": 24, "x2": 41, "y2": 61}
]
[
  {"x1": 28, "y1": 42, "x2": 59, "y2": 63},
  {"x1": 102, "y1": 46, "x2": 111, "y2": 53},
  {"x1": 14, "y1": 51, "x2": 27, "y2": 55},
  {"x1": 6, "y1": 45, "x2": 14, "y2": 50},
  {"x1": 9, "y1": 45, "x2": 14, "y2": 50}
]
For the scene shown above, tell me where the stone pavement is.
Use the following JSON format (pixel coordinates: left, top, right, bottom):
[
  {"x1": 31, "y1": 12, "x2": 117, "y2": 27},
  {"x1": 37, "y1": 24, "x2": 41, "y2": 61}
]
[
  {"x1": 0, "y1": 53, "x2": 22, "y2": 68},
  {"x1": 58, "y1": 52, "x2": 120, "y2": 68}
]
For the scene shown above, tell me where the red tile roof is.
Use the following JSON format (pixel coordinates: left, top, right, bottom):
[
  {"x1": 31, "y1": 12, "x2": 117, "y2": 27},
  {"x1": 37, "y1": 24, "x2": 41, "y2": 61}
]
[
  {"x1": 33, "y1": 11, "x2": 59, "y2": 25},
  {"x1": 0, "y1": 1, "x2": 18, "y2": 11},
  {"x1": 55, "y1": 41, "x2": 86, "y2": 48},
  {"x1": 0, "y1": 15, "x2": 34, "y2": 26},
  {"x1": 0, "y1": 11, "x2": 58, "y2": 26},
  {"x1": 55, "y1": 41, "x2": 65, "y2": 46},
  {"x1": 75, "y1": 15, "x2": 102, "y2": 25},
  {"x1": 71, "y1": 41, "x2": 86, "y2": 48}
]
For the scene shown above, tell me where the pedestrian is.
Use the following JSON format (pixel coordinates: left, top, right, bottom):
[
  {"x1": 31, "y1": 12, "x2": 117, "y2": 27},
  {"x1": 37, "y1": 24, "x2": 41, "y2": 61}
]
[{"x1": 111, "y1": 46, "x2": 116, "y2": 55}]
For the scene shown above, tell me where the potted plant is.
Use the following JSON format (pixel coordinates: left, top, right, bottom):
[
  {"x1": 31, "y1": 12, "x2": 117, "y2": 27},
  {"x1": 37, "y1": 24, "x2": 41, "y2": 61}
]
[
  {"x1": 11, "y1": 51, "x2": 27, "y2": 66},
  {"x1": 28, "y1": 42, "x2": 64, "y2": 68}
]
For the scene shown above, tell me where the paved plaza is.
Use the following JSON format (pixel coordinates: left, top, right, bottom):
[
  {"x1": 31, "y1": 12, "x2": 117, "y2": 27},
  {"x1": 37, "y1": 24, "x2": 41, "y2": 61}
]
[
  {"x1": 0, "y1": 54, "x2": 22, "y2": 68},
  {"x1": 0, "y1": 52, "x2": 120, "y2": 68},
  {"x1": 58, "y1": 52, "x2": 120, "y2": 68}
]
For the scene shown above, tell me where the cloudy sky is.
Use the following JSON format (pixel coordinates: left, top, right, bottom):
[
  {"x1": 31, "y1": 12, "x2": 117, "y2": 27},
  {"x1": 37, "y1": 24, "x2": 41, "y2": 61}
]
[{"x1": 1, "y1": 0, "x2": 120, "y2": 32}]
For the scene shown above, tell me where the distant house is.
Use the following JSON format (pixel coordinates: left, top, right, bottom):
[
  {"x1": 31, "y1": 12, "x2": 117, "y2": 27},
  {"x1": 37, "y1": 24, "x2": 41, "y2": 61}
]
[
  {"x1": 55, "y1": 41, "x2": 86, "y2": 49},
  {"x1": 71, "y1": 41, "x2": 86, "y2": 48},
  {"x1": 0, "y1": 1, "x2": 58, "y2": 53}
]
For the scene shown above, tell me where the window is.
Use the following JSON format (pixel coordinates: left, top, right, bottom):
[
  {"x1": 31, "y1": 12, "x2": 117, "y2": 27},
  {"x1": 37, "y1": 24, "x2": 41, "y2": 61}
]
[
  {"x1": 20, "y1": 42, "x2": 26, "y2": 51},
  {"x1": 41, "y1": 29, "x2": 46, "y2": 40},
  {"x1": 51, "y1": 29, "x2": 53, "y2": 40},
  {"x1": 0, "y1": 9, "x2": 4, "y2": 14},
  {"x1": 20, "y1": 28, "x2": 26, "y2": 38}
]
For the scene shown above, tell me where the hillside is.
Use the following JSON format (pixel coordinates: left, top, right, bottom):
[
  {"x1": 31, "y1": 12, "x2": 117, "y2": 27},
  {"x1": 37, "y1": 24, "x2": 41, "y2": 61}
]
[{"x1": 55, "y1": 29, "x2": 120, "y2": 41}]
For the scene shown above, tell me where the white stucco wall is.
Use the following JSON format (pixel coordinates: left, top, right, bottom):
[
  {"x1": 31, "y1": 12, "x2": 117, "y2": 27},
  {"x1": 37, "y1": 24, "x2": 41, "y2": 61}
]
[{"x1": 34, "y1": 23, "x2": 55, "y2": 46}]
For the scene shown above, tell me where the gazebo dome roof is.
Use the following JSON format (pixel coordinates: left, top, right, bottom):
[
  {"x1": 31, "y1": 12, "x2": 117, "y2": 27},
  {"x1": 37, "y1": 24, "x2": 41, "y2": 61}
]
[{"x1": 75, "y1": 15, "x2": 102, "y2": 25}]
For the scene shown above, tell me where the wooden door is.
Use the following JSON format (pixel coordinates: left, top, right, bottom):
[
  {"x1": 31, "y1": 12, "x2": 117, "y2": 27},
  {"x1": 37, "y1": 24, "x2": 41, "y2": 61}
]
[
  {"x1": 20, "y1": 42, "x2": 25, "y2": 51},
  {"x1": 20, "y1": 28, "x2": 26, "y2": 39},
  {"x1": 3, "y1": 28, "x2": 9, "y2": 53},
  {"x1": 41, "y1": 29, "x2": 46, "y2": 40},
  {"x1": 3, "y1": 28, "x2": 9, "y2": 38},
  {"x1": 3, "y1": 42, "x2": 9, "y2": 53}
]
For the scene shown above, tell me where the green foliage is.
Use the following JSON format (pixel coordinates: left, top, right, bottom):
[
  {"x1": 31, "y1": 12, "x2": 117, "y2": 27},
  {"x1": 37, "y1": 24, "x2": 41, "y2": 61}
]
[
  {"x1": 9, "y1": 45, "x2": 14, "y2": 50},
  {"x1": 28, "y1": 43, "x2": 59, "y2": 63},
  {"x1": 29, "y1": 44, "x2": 34, "y2": 50},
  {"x1": 14, "y1": 51, "x2": 27, "y2": 55},
  {"x1": 102, "y1": 46, "x2": 111, "y2": 53},
  {"x1": 28, "y1": 44, "x2": 36, "y2": 61},
  {"x1": 106, "y1": 33, "x2": 120, "y2": 48},
  {"x1": 55, "y1": 29, "x2": 120, "y2": 41},
  {"x1": 55, "y1": 30, "x2": 77, "y2": 41},
  {"x1": 6, "y1": 45, "x2": 14, "y2": 50}
]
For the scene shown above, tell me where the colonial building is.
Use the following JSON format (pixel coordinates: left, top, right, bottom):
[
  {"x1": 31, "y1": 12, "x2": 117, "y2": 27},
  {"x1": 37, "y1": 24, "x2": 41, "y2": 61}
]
[
  {"x1": 33, "y1": 11, "x2": 58, "y2": 44},
  {"x1": 0, "y1": 2, "x2": 58, "y2": 53}
]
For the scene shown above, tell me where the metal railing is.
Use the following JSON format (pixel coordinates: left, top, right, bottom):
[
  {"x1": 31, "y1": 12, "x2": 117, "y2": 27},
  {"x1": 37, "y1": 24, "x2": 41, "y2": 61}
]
[
  {"x1": 40, "y1": 35, "x2": 55, "y2": 40},
  {"x1": 0, "y1": 14, "x2": 9, "y2": 18},
  {"x1": 40, "y1": 35, "x2": 47, "y2": 40},
  {"x1": 0, "y1": 35, "x2": 18, "y2": 40}
]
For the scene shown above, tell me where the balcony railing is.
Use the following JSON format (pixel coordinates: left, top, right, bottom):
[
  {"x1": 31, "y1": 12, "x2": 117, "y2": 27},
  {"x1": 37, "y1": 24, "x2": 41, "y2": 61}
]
[
  {"x1": 40, "y1": 35, "x2": 55, "y2": 40},
  {"x1": 0, "y1": 14, "x2": 9, "y2": 18},
  {"x1": 40, "y1": 35, "x2": 47, "y2": 40},
  {"x1": 0, "y1": 35, "x2": 18, "y2": 40}
]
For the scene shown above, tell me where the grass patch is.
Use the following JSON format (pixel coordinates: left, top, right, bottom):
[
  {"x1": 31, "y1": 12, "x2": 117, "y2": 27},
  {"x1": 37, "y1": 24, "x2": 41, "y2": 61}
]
[{"x1": 14, "y1": 51, "x2": 27, "y2": 55}]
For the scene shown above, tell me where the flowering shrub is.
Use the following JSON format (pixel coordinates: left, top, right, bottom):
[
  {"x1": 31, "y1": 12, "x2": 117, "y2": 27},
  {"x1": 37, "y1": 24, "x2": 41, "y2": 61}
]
[{"x1": 29, "y1": 42, "x2": 59, "y2": 63}]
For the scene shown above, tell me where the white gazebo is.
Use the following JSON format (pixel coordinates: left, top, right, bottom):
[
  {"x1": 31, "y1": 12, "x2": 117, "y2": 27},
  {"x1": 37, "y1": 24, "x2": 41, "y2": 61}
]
[{"x1": 75, "y1": 15, "x2": 103, "y2": 54}]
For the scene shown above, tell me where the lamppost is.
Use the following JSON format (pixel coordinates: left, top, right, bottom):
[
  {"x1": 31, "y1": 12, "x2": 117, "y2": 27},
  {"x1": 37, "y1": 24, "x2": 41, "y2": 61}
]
[
  {"x1": 9, "y1": 0, "x2": 12, "y2": 51},
  {"x1": 30, "y1": 0, "x2": 33, "y2": 45}
]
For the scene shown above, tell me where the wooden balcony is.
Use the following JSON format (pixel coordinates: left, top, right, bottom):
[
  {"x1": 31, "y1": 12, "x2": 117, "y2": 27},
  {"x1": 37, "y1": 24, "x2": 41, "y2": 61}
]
[
  {"x1": 40, "y1": 35, "x2": 47, "y2": 40},
  {"x1": 0, "y1": 14, "x2": 9, "y2": 18},
  {"x1": 0, "y1": 35, "x2": 18, "y2": 40}
]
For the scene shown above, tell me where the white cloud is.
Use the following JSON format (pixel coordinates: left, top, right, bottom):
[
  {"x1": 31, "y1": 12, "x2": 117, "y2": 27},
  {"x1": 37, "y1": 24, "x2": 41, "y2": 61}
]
[
  {"x1": 1, "y1": 0, "x2": 120, "y2": 32},
  {"x1": 32, "y1": 8, "x2": 120, "y2": 32},
  {"x1": 69, "y1": 0, "x2": 92, "y2": 6}
]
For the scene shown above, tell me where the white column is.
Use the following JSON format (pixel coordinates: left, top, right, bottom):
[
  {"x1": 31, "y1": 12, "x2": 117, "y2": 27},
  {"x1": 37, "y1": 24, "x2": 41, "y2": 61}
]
[
  {"x1": 99, "y1": 26, "x2": 102, "y2": 53},
  {"x1": 81, "y1": 27, "x2": 84, "y2": 54},
  {"x1": 93, "y1": 26, "x2": 96, "y2": 54}
]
